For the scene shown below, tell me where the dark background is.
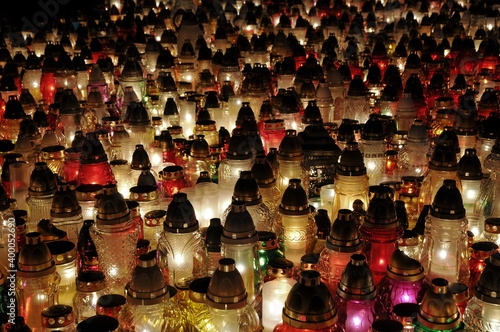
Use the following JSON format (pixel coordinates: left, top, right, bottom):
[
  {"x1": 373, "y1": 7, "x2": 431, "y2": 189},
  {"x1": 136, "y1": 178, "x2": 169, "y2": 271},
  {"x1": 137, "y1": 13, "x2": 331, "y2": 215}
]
[{"x1": 1, "y1": 0, "x2": 104, "y2": 31}]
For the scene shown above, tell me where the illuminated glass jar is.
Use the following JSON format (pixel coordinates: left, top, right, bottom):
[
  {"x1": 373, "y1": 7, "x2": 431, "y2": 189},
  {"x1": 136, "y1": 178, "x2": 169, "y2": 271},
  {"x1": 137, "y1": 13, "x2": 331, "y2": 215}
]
[
  {"x1": 87, "y1": 87, "x2": 107, "y2": 122},
  {"x1": 299, "y1": 123, "x2": 341, "y2": 195},
  {"x1": 157, "y1": 193, "x2": 206, "y2": 286},
  {"x1": 26, "y1": 162, "x2": 57, "y2": 232},
  {"x1": 184, "y1": 135, "x2": 214, "y2": 185},
  {"x1": 126, "y1": 251, "x2": 191, "y2": 332},
  {"x1": 333, "y1": 254, "x2": 384, "y2": 332},
  {"x1": 77, "y1": 133, "x2": 116, "y2": 186},
  {"x1": 343, "y1": 75, "x2": 370, "y2": 124},
  {"x1": 475, "y1": 135, "x2": 500, "y2": 218},
  {"x1": 41, "y1": 305, "x2": 77, "y2": 331},
  {"x1": 359, "y1": 114, "x2": 387, "y2": 186},
  {"x1": 315, "y1": 81, "x2": 334, "y2": 123},
  {"x1": 478, "y1": 218, "x2": 500, "y2": 246},
  {"x1": 274, "y1": 179, "x2": 316, "y2": 266},
  {"x1": 205, "y1": 258, "x2": 260, "y2": 332},
  {"x1": 469, "y1": 242, "x2": 498, "y2": 291},
  {"x1": 46, "y1": 240, "x2": 77, "y2": 306},
  {"x1": 50, "y1": 183, "x2": 83, "y2": 244},
  {"x1": 184, "y1": 277, "x2": 218, "y2": 332},
  {"x1": 57, "y1": 89, "x2": 86, "y2": 147},
  {"x1": 276, "y1": 130, "x2": 308, "y2": 194},
  {"x1": 194, "y1": 120, "x2": 218, "y2": 146},
  {"x1": 399, "y1": 120, "x2": 430, "y2": 177},
  {"x1": 360, "y1": 186, "x2": 404, "y2": 285},
  {"x1": 413, "y1": 278, "x2": 464, "y2": 332},
  {"x1": 87, "y1": 64, "x2": 109, "y2": 103},
  {"x1": 119, "y1": 58, "x2": 145, "y2": 102},
  {"x1": 161, "y1": 165, "x2": 188, "y2": 198},
  {"x1": 463, "y1": 252, "x2": 500, "y2": 331},
  {"x1": 458, "y1": 149, "x2": 483, "y2": 216},
  {"x1": 90, "y1": 184, "x2": 139, "y2": 294},
  {"x1": 40, "y1": 145, "x2": 65, "y2": 179},
  {"x1": 476, "y1": 113, "x2": 499, "y2": 167},
  {"x1": 317, "y1": 209, "x2": 363, "y2": 297},
  {"x1": 221, "y1": 171, "x2": 273, "y2": 232},
  {"x1": 418, "y1": 143, "x2": 461, "y2": 212},
  {"x1": 22, "y1": 52, "x2": 43, "y2": 101},
  {"x1": 143, "y1": 210, "x2": 165, "y2": 250},
  {"x1": 252, "y1": 155, "x2": 281, "y2": 219},
  {"x1": 75, "y1": 184, "x2": 102, "y2": 221},
  {"x1": 218, "y1": 129, "x2": 253, "y2": 189},
  {"x1": 205, "y1": 218, "x2": 224, "y2": 276},
  {"x1": 257, "y1": 232, "x2": 285, "y2": 277},
  {"x1": 16, "y1": 232, "x2": 61, "y2": 331},
  {"x1": 217, "y1": 46, "x2": 244, "y2": 93},
  {"x1": 419, "y1": 180, "x2": 469, "y2": 284},
  {"x1": 377, "y1": 250, "x2": 429, "y2": 315},
  {"x1": 76, "y1": 220, "x2": 99, "y2": 273},
  {"x1": 331, "y1": 142, "x2": 369, "y2": 221},
  {"x1": 261, "y1": 119, "x2": 286, "y2": 154},
  {"x1": 1, "y1": 96, "x2": 25, "y2": 142},
  {"x1": 73, "y1": 271, "x2": 106, "y2": 323},
  {"x1": 273, "y1": 270, "x2": 337, "y2": 332},
  {"x1": 127, "y1": 102, "x2": 155, "y2": 149},
  {"x1": 221, "y1": 201, "x2": 261, "y2": 301}
]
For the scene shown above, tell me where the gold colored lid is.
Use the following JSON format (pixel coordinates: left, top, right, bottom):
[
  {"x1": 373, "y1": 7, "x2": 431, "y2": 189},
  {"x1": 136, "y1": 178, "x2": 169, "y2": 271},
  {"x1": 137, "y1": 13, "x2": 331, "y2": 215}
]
[{"x1": 417, "y1": 278, "x2": 461, "y2": 331}]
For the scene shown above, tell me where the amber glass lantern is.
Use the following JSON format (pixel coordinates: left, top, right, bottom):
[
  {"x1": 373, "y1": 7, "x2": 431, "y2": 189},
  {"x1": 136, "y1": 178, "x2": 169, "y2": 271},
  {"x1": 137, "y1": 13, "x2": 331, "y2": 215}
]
[{"x1": 274, "y1": 179, "x2": 316, "y2": 266}]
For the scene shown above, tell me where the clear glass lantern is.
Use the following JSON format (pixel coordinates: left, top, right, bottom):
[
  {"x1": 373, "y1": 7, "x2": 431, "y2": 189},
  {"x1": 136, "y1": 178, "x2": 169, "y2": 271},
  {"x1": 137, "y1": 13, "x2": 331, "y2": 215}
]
[
  {"x1": 221, "y1": 201, "x2": 261, "y2": 301},
  {"x1": 419, "y1": 180, "x2": 470, "y2": 284},
  {"x1": 46, "y1": 240, "x2": 77, "y2": 306},
  {"x1": 126, "y1": 251, "x2": 192, "y2": 331},
  {"x1": 157, "y1": 193, "x2": 206, "y2": 287},
  {"x1": 73, "y1": 271, "x2": 107, "y2": 323},
  {"x1": 16, "y1": 233, "x2": 61, "y2": 331},
  {"x1": 273, "y1": 179, "x2": 316, "y2": 266},
  {"x1": 205, "y1": 258, "x2": 260, "y2": 332},
  {"x1": 90, "y1": 184, "x2": 139, "y2": 294},
  {"x1": 463, "y1": 252, "x2": 500, "y2": 331}
]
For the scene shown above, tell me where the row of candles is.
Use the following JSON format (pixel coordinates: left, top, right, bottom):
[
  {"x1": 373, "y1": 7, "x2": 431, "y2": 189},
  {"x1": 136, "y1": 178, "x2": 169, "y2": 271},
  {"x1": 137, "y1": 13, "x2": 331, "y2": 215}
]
[{"x1": 2, "y1": 0, "x2": 500, "y2": 330}]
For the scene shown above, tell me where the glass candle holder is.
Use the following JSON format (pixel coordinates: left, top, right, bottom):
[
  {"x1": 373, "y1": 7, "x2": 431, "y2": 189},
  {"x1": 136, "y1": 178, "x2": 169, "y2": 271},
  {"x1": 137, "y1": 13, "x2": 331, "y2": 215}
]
[
  {"x1": 463, "y1": 252, "x2": 500, "y2": 331},
  {"x1": 221, "y1": 201, "x2": 261, "y2": 301},
  {"x1": 205, "y1": 258, "x2": 260, "y2": 332},
  {"x1": 333, "y1": 254, "x2": 384, "y2": 332},
  {"x1": 157, "y1": 193, "x2": 206, "y2": 287},
  {"x1": 26, "y1": 162, "x2": 57, "y2": 232},
  {"x1": 377, "y1": 250, "x2": 429, "y2": 315},
  {"x1": 16, "y1": 233, "x2": 61, "y2": 331},
  {"x1": 419, "y1": 180, "x2": 469, "y2": 284},
  {"x1": 360, "y1": 186, "x2": 404, "y2": 285},
  {"x1": 75, "y1": 184, "x2": 102, "y2": 221},
  {"x1": 90, "y1": 184, "x2": 139, "y2": 294},
  {"x1": 317, "y1": 209, "x2": 363, "y2": 297},
  {"x1": 274, "y1": 179, "x2": 316, "y2": 266},
  {"x1": 73, "y1": 271, "x2": 107, "y2": 323},
  {"x1": 46, "y1": 240, "x2": 77, "y2": 306}
]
